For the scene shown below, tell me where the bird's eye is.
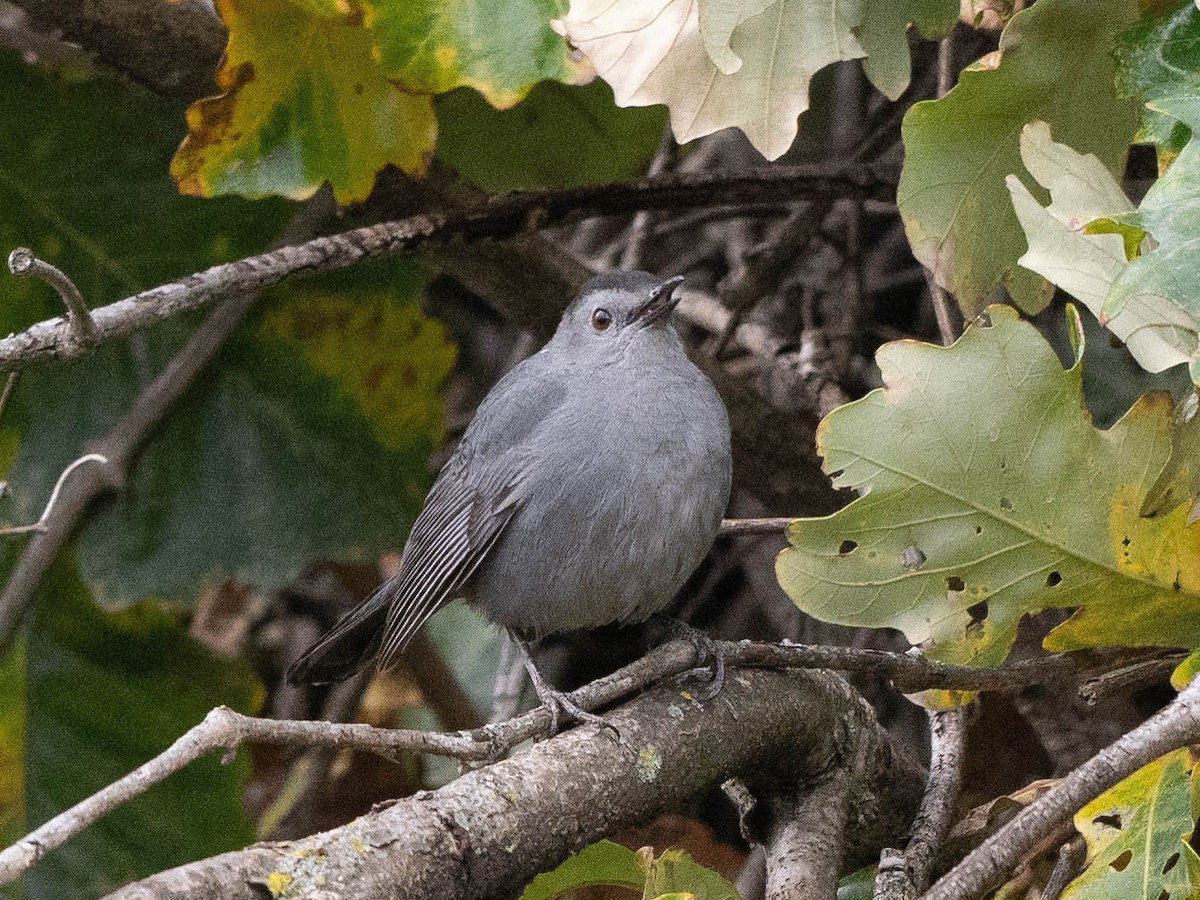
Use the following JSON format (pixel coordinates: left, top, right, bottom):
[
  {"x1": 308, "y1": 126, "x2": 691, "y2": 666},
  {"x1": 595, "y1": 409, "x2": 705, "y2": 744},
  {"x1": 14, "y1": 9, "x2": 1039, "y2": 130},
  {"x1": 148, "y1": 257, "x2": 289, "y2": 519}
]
[{"x1": 591, "y1": 308, "x2": 612, "y2": 331}]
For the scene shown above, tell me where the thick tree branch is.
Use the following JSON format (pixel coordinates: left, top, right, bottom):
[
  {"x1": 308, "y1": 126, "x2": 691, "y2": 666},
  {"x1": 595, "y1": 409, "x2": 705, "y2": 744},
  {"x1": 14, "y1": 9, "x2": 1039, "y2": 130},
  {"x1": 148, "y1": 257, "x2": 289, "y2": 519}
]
[
  {"x1": 0, "y1": 637, "x2": 1158, "y2": 888},
  {"x1": 0, "y1": 163, "x2": 896, "y2": 374},
  {"x1": 5, "y1": 0, "x2": 223, "y2": 99},
  {"x1": 105, "y1": 667, "x2": 921, "y2": 900},
  {"x1": 922, "y1": 674, "x2": 1200, "y2": 900}
]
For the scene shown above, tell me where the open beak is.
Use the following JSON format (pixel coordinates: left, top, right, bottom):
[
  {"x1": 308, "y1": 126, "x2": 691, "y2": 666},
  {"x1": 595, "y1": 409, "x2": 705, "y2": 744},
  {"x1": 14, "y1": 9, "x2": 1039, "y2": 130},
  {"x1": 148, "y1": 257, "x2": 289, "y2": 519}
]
[{"x1": 631, "y1": 276, "x2": 685, "y2": 326}]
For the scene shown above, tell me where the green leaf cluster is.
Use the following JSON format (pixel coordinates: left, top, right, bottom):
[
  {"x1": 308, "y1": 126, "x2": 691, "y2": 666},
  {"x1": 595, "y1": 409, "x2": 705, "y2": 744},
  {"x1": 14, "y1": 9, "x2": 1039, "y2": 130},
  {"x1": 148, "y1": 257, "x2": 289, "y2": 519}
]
[{"x1": 172, "y1": 0, "x2": 664, "y2": 202}]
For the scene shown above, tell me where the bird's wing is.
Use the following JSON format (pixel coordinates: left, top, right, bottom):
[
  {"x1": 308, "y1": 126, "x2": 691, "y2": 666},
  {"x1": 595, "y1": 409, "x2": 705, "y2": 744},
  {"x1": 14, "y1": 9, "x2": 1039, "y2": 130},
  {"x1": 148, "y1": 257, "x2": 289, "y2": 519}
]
[
  {"x1": 374, "y1": 469, "x2": 521, "y2": 669},
  {"x1": 285, "y1": 466, "x2": 521, "y2": 684}
]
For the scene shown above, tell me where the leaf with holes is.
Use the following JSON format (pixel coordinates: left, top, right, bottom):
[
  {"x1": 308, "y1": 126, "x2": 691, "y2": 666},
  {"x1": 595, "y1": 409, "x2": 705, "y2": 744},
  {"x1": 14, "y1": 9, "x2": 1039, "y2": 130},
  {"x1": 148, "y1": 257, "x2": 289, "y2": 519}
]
[
  {"x1": 898, "y1": 0, "x2": 1139, "y2": 316},
  {"x1": 1062, "y1": 748, "x2": 1200, "y2": 900},
  {"x1": 551, "y1": 0, "x2": 868, "y2": 160},
  {"x1": 775, "y1": 305, "x2": 1200, "y2": 667},
  {"x1": 172, "y1": 0, "x2": 436, "y2": 202}
]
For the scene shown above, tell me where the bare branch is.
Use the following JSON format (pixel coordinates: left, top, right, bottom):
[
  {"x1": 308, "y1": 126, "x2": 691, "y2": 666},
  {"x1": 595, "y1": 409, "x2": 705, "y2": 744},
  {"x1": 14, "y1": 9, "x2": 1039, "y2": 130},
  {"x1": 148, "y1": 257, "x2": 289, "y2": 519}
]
[
  {"x1": 0, "y1": 452, "x2": 108, "y2": 537},
  {"x1": 0, "y1": 636, "x2": 1137, "y2": 889},
  {"x1": 906, "y1": 709, "x2": 967, "y2": 892},
  {"x1": 0, "y1": 163, "x2": 897, "y2": 374},
  {"x1": 719, "y1": 516, "x2": 796, "y2": 536},
  {"x1": 5, "y1": 0, "x2": 223, "y2": 100},
  {"x1": 0, "y1": 705, "x2": 490, "y2": 884},
  {"x1": 873, "y1": 707, "x2": 968, "y2": 900},
  {"x1": 926, "y1": 36, "x2": 961, "y2": 348},
  {"x1": 922, "y1": 674, "x2": 1200, "y2": 900},
  {"x1": 106, "y1": 667, "x2": 921, "y2": 900},
  {"x1": 8, "y1": 247, "x2": 98, "y2": 347},
  {"x1": 1041, "y1": 837, "x2": 1086, "y2": 900}
]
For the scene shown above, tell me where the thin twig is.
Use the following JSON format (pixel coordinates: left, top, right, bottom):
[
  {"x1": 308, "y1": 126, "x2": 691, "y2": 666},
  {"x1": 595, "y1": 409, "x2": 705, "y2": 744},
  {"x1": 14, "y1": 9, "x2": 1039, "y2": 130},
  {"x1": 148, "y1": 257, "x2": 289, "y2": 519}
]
[
  {"x1": 719, "y1": 516, "x2": 796, "y2": 536},
  {"x1": 0, "y1": 705, "x2": 491, "y2": 883},
  {"x1": 619, "y1": 123, "x2": 674, "y2": 270},
  {"x1": 0, "y1": 372, "x2": 18, "y2": 423},
  {"x1": 0, "y1": 162, "x2": 897, "y2": 373},
  {"x1": 490, "y1": 634, "x2": 526, "y2": 724},
  {"x1": 922, "y1": 673, "x2": 1200, "y2": 900},
  {"x1": 926, "y1": 36, "x2": 960, "y2": 347},
  {"x1": 1041, "y1": 837, "x2": 1086, "y2": 900},
  {"x1": 0, "y1": 452, "x2": 108, "y2": 537},
  {"x1": 7, "y1": 247, "x2": 98, "y2": 347},
  {"x1": 1077, "y1": 653, "x2": 1184, "y2": 706}
]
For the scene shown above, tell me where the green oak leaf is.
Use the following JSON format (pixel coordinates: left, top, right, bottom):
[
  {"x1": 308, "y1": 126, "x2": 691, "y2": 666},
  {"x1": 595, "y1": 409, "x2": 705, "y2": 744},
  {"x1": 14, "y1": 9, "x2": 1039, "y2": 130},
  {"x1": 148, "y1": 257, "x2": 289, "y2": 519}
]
[
  {"x1": 1094, "y1": 97, "x2": 1200, "y2": 381},
  {"x1": 775, "y1": 305, "x2": 1200, "y2": 667},
  {"x1": 553, "y1": 0, "x2": 866, "y2": 160},
  {"x1": 18, "y1": 553, "x2": 259, "y2": 897},
  {"x1": 1007, "y1": 120, "x2": 1196, "y2": 375},
  {"x1": 898, "y1": 0, "x2": 1139, "y2": 316},
  {"x1": 519, "y1": 840, "x2": 740, "y2": 900},
  {"x1": 365, "y1": 0, "x2": 589, "y2": 109},
  {"x1": 1062, "y1": 748, "x2": 1199, "y2": 900},
  {"x1": 435, "y1": 80, "x2": 667, "y2": 192},
  {"x1": 519, "y1": 840, "x2": 646, "y2": 899},
  {"x1": 1114, "y1": 1, "x2": 1200, "y2": 153},
  {"x1": 172, "y1": 0, "x2": 437, "y2": 203},
  {"x1": 856, "y1": 0, "x2": 959, "y2": 101}
]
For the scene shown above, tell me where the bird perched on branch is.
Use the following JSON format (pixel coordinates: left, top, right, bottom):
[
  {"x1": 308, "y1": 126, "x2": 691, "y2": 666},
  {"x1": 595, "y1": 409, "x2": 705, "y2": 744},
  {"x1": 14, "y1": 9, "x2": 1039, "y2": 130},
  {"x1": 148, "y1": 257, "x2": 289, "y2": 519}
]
[{"x1": 287, "y1": 271, "x2": 733, "y2": 732}]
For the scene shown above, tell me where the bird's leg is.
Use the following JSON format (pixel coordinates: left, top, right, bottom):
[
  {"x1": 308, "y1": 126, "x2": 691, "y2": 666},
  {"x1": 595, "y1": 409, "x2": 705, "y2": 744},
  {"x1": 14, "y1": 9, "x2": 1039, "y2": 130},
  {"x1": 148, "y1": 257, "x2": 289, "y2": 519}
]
[
  {"x1": 651, "y1": 614, "x2": 725, "y2": 701},
  {"x1": 514, "y1": 638, "x2": 619, "y2": 738}
]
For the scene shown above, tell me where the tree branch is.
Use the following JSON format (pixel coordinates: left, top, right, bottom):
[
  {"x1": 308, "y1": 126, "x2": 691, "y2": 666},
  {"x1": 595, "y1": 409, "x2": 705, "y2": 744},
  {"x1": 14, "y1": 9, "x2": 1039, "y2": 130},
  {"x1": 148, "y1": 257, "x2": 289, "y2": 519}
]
[
  {"x1": 905, "y1": 708, "x2": 966, "y2": 893},
  {"x1": 5, "y1": 0, "x2": 223, "y2": 99},
  {"x1": 0, "y1": 189, "x2": 337, "y2": 651},
  {"x1": 0, "y1": 637, "x2": 1156, "y2": 888},
  {"x1": 874, "y1": 708, "x2": 967, "y2": 900},
  {"x1": 0, "y1": 163, "x2": 897, "y2": 374},
  {"x1": 922, "y1": 674, "x2": 1200, "y2": 900},
  {"x1": 104, "y1": 667, "x2": 921, "y2": 900}
]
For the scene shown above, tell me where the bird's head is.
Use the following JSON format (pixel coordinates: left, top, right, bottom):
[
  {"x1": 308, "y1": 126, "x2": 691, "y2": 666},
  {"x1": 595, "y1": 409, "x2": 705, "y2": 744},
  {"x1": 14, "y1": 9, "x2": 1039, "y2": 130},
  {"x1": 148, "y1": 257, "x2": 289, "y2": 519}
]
[{"x1": 551, "y1": 271, "x2": 686, "y2": 358}]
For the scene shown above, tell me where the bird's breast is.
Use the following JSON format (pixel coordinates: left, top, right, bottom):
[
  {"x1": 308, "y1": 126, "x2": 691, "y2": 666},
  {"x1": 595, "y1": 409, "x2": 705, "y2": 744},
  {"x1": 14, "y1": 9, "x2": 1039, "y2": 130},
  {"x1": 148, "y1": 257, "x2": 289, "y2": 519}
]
[{"x1": 468, "y1": 361, "x2": 732, "y2": 636}]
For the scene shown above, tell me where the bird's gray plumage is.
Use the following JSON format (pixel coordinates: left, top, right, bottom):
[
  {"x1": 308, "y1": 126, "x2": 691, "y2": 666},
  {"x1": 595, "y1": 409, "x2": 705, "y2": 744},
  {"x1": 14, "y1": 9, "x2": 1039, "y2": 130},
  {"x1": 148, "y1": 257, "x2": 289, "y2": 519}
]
[{"x1": 288, "y1": 271, "x2": 732, "y2": 684}]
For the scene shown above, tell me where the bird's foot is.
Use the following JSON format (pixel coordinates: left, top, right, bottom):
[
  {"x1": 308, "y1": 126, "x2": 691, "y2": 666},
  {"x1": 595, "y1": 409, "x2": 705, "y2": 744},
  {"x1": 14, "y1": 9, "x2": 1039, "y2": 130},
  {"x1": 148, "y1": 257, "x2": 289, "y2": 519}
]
[
  {"x1": 517, "y1": 639, "x2": 620, "y2": 738},
  {"x1": 653, "y1": 615, "x2": 725, "y2": 701}
]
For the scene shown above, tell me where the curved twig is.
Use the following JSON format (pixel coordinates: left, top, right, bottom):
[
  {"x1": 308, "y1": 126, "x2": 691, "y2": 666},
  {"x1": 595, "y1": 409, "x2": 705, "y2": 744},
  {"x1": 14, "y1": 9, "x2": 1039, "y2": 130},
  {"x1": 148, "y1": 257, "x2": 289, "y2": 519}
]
[{"x1": 8, "y1": 247, "x2": 98, "y2": 347}]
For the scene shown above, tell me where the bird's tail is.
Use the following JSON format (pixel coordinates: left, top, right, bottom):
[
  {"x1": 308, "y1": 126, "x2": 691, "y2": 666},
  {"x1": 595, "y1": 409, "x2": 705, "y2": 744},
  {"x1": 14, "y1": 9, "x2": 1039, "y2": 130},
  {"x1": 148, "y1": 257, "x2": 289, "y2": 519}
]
[{"x1": 285, "y1": 593, "x2": 389, "y2": 685}]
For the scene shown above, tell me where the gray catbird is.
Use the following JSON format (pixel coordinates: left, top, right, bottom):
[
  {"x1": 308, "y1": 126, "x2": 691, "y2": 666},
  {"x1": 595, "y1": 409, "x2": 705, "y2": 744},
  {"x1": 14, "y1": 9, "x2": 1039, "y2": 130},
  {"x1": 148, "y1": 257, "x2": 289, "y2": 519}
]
[{"x1": 287, "y1": 271, "x2": 733, "y2": 729}]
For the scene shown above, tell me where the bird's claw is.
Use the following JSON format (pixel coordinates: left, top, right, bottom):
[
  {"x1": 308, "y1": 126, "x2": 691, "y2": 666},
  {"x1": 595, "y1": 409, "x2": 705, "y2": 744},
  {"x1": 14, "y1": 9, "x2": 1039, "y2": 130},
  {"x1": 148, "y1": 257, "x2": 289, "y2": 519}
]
[
  {"x1": 654, "y1": 615, "x2": 726, "y2": 700},
  {"x1": 535, "y1": 684, "x2": 621, "y2": 740}
]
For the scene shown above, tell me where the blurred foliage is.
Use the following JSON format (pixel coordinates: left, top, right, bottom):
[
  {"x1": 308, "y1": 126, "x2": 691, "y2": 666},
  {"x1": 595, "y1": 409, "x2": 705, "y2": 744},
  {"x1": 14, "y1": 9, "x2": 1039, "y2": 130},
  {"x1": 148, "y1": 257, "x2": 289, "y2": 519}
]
[{"x1": 19, "y1": 554, "x2": 259, "y2": 898}]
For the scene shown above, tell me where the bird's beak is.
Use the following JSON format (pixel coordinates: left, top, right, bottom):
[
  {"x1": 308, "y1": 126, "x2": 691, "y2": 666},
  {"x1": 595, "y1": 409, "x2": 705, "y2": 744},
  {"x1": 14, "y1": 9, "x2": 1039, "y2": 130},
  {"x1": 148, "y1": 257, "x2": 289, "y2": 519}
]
[{"x1": 631, "y1": 276, "x2": 685, "y2": 326}]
